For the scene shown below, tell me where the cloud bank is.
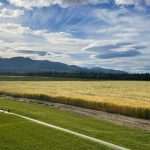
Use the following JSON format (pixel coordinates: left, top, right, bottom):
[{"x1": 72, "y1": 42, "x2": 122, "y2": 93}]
[
  {"x1": 9, "y1": 0, "x2": 105, "y2": 9},
  {"x1": 8, "y1": 0, "x2": 150, "y2": 9}
]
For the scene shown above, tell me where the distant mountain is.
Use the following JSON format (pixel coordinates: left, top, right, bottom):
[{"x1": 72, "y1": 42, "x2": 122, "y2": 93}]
[
  {"x1": 0, "y1": 57, "x2": 126, "y2": 74},
  {"x1": 91, "y1": 67, "x2": 126, "y2": 74}
]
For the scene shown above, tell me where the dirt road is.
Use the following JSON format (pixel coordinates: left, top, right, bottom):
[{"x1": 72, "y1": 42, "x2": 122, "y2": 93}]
[{"x1": 0, "y1": 96, "x2": 150, "y2": 131}]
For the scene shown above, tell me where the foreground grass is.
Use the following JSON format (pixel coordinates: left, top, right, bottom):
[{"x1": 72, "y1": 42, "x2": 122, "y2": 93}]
[
  {"x1": 0, "y1": 80, "x2": 150, "y2": 119},
  {"x1": 0, "y1": 98, "x2": 150, "y2": 150},
  {"x1": 0, "y1": 113, "x2": 110, "y2": 150}
]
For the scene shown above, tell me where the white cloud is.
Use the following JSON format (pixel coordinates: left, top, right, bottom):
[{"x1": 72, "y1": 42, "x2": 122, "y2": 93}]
[
  {"x1": 0, "y1": 23, "x2": 30, "y2": 34},
  {"x1": 0, "y1": 8, "x2": 24, "y2": 18},
  {"x1": 9, "y1": 0, "x2": 107, "y2": 9},
  {"x1": 0, "y1": 2, "x2": 3, "y2": 7},
  {"x1": 115, "y1": 0, "x2": 139, "y2": 5},
  {"x1": 8, "y1": 0, "x2": 149, "y2": 9},
  {"x1": 0, "y1": 23, "x2": 93, "y2": 62}
]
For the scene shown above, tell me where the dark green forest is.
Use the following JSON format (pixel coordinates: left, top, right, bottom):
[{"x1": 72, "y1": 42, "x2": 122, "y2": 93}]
[{"x1": 0, "y1": 72, "x2": 150, "y2": 81}]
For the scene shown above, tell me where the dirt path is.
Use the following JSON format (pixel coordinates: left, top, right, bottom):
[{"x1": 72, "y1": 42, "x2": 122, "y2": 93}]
[{"x1": 0, "y1": 96, "x2": 150, "y2": 131}]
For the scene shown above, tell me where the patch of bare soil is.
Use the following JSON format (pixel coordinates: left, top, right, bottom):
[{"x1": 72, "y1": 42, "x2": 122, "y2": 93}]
[{"x1": 0, "y1": 95, "x2": 150, "y2": 131}]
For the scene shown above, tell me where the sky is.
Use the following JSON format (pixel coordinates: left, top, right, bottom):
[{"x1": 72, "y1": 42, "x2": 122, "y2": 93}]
[{"x1": 0, "y1": 0, "x2": 150, "y2": 73}]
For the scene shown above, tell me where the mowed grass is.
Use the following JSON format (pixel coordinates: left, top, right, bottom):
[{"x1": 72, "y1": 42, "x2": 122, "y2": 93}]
[
  {"x1": 0, "y1": 113, "x2": 110, "y2": 150},
  {"x1": 0, "y1": 98, "x2": 150, "y2": 150},
  {"x1": 0, "y1": 80, "x2": 150, "y2": 119}
]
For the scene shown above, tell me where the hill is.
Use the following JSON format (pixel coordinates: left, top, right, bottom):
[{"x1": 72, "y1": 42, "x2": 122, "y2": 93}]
[{"x1": 0, "y1": 57, "x2": 126, "y2": 74}]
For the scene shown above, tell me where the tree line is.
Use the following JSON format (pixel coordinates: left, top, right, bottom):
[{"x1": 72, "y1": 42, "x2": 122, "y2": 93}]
[{"x1": 0, "y1": 72, "x2": 150, "y2": 81}]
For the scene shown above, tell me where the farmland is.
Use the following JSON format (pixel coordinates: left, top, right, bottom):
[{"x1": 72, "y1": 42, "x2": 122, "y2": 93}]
[
  {"x1": 0, "y1": 98, "x2": 150, "y2": 150},
  {"x1": 0, "y1": 78, "x2": 149, "y2": 119}
]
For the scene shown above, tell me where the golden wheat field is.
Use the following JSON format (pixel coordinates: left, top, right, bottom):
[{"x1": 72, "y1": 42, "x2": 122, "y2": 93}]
[{"x1": 0, "y1": 80, "x2": 150, "y2": 118}]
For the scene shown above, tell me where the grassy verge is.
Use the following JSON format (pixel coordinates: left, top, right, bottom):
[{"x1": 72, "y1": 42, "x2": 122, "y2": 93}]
[
  {"x1": 0, "y1": 98, "x2": 150, "y2": 150},
  {"x1": 0, "y1": 91, "x2": 150, "y2": 119},
  {"x1": 0, "y1": 113, "x2": 110, "y2": 150}
]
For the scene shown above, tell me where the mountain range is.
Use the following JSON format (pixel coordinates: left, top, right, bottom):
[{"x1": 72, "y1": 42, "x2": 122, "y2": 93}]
[{"x1": 0, "y1": 57, "x2": 126, "y2": 74}]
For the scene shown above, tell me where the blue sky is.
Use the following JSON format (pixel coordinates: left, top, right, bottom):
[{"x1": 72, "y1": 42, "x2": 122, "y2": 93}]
[{"x1": 0, "y1": 0, "x2": 150, "y2": 73}]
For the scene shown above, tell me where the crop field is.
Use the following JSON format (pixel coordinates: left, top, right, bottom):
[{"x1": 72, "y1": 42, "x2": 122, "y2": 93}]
[
  {"x1": 0, "y1": 98, "x2": 150, "y2": 150},
  {"x1": 0, "y1": 79, "x2": 150, "y2": 119}
]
